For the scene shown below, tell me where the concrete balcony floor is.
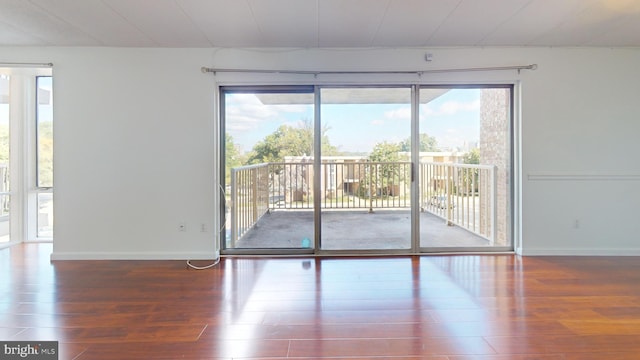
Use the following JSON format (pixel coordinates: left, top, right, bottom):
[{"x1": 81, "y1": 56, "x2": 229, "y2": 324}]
[{"x1": 230, "y1": 209, "x2": 491, "y2": 250}]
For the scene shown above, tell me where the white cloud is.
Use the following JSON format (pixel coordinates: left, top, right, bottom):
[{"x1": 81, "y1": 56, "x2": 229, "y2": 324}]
[
  {"x1": 432, "y1": 126, "x2": 479, "y2": 149},
  {"x1": 371, "y1": 119, "x2": 385, "y2": 126},
  {"x1": 225, "y1": 94, "x2": 311, "y2": 132},
  {"x1": 422, "y1": 99, "x2": 480, "y2": 117},
  {"x1": 384, "y1": 107, "x2": 411, "y2": 120}
]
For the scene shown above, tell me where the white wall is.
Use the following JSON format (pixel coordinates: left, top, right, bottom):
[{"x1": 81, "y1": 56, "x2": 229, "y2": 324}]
[
  {"x1": 515, "y1": 48, "x2": 640, "y2": 255},
  {"x1": 2, "y1": 46, "x2": 639, "y2": 258},
  {"x1": 2, "y1": 47, "x2": 218, "y2": 260}
]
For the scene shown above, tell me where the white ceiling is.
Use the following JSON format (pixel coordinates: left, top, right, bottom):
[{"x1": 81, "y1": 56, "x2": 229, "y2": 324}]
[{"x1": 1, "y1": 0, "x2": 640, "y2": 48}]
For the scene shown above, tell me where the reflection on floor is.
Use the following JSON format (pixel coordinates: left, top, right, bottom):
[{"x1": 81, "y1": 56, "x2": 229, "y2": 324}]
[
  {"x1": 0, "y1": 218, "x2": 9, "y2": 243},
  {"x1": 6, "y1": 244, "x2": 640, "y2": 359},
  {"x1": 232, "y1": 210, "x2": 490, "y2": 250}
]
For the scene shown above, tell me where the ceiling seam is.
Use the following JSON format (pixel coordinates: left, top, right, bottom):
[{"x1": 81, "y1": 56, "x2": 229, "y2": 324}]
[
  {"x1": 423, "y1": 0, "x2": 464, "y2": 46},
  {"x1": 0, "y1": 17, "x2": 50, "y2": 46},
  {"x1": 246, "y1": 0, "x2": 267, "y2": 45},
  {"x1": 174, "y1": 0, "x2": 213, "y2": 47},
  {"x1": 2, "y1": 0, "x2": 639, "y2": 48},
  {"x1": 25, "y1": 0, "x2": 103, "y2": 46},
  {"x1": 316, "y1": 0, "x2": 320, "y2": 47},
  {"x1": 99, "y1": 0, "x2": 159, "y2": 46},
  {"x1": 476, "y1": 0, "x2": 535, "y2": 46},
  {"x1": 369, "y1": 0, "x2": 392, "y2": 47},
  {"x1": 525, "y1": 0, "x2": 594, "y2": 46}
]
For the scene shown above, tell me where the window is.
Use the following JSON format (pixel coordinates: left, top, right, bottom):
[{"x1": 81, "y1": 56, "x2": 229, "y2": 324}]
[
  {"x1": 0, "y1": 74, "x2": 9, "y2": 243},
  {"x1": 36, "y1": 76, "x2": 53, "y2": 238},
  {"x1": 0, "y1": 68, "x2": 53, "y2": 245}
]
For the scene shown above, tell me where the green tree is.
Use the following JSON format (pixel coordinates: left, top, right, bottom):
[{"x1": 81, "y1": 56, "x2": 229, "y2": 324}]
[
  {"x1": 364, "y1": 141, "x2": 405, "y2": 197},
  {"x1": 461, "y1": 148, "x2": 480, "y2": 195},
  {"x1": 369, "y1": 141, "x2": 401, "y2": 163},
  {"x1": 241, "y1": 120, "x2": 340, "y2": 204},
  {"x1": 38, "y1": 122, "x2": 54, "y2": 187},
  {"x1": 463, "y1": 148, "x2": 480, "y2": 164},
  {"x1": 399, "y1": 133, "x2": 438, "y2": 152},
  {"x1": 225, "y1": 133, "x2": 244, "y2": 184},
  {"x1": 247, "y1": 119, "x2": 339, "y2": 164}
]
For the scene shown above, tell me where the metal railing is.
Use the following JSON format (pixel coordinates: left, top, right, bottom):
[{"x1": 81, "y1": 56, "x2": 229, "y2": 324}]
[
  {"x1": 265, "y1": 161, "x2": 413, "y2": 211},
  {"x1": 230, "y1": 163, "x2": 270, "y2": 244},
  {"x1": 229, "y1": 161, "x2": 496, "y2": 247},
  {"x1": 419, "y1": 162, "x2": 497, "y2": 243}
]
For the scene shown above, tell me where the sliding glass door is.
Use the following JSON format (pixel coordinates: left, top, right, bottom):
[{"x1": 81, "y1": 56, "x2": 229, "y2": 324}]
[
  {"x1": 220, "y1": 85, "x2": 513, "y2": 254},
  {"x1": 222, "y1": 87, "x2": 315, "y2": 251},
  {"x1": 418, "y1": 86, "x2": 512, "y2": 250},
  {"x1": 319, "y1": 87, "x2": 412, "y2": 251}
]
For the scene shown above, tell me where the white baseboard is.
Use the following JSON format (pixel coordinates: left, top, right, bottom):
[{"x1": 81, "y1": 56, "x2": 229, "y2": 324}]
[
  {"x1": 50, "y1": 251, "x2": 220, "y2": 261},
  {"x1": 521, "y1": 248, "x2": 640, "y2": 256}
]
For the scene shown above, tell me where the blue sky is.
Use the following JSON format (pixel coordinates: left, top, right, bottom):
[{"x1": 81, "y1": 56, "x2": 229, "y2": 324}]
[
  {"x1": 226, "y1": 88, "x2": 481, "y2": 155},
  {"x1": 4, "y1": 79, "x2": 479, "y2": 154}
]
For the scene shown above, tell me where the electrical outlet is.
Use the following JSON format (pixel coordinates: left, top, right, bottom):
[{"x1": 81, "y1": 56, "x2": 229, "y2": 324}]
[
  {"x1": 200, "y1": 223, "x2": 207, "y2": 232},
  {"x1": 179, "y1": 222, "x2": 186, "y2": 232}
]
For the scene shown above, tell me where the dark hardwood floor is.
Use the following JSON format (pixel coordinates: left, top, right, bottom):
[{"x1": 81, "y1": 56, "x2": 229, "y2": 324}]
[{"x1": 2, "y1": 243, "x2": 640, "y2": 359}]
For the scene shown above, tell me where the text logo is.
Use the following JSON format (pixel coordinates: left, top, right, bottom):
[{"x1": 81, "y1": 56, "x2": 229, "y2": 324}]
[{"x1": 1, "y1": 342, "x2": 58, "y2": 359}]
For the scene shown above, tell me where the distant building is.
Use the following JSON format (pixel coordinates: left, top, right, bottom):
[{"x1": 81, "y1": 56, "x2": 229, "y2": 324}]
[{"x1": 281, "y1": 152, "x2": 469, "y2": 202}]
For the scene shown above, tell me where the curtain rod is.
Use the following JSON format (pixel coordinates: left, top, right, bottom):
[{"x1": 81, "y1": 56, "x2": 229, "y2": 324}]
[
  {"x1": 0, "y1": 62, "x2": 53, "y2": 67},
  {"x1": 201, "y1": 64, "x2": 537, "y2": 76}
]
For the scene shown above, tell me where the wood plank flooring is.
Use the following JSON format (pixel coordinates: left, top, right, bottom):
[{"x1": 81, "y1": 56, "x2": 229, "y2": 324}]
[{"x1": 2, "y1": 243, "x2": 640, "y2": 359}]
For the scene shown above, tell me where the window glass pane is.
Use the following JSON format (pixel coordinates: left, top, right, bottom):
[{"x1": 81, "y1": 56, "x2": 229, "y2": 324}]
[
  {"x1": 37, "y1": 76, "x2": 53, "y2": 188},
  {"x1": 37, "y1": 193, "x2": 53, "y2": 237},
  {"x1": 223, "y1": 89, "x2": 315, "y2": 250},
  {"x1": 419, "y1": 87, "x2": 512, "y2": 250},
  {"x1": 319, "y1": 87, "x2": 412, "y2": 250},
  {"x1": 0, "y1": 74, "x2": 9, "y2": 243}
]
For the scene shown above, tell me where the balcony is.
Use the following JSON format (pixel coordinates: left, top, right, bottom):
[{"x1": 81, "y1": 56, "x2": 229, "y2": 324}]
[{"x1": 227, "y1": 160, "x2": 497, "y2": 250}]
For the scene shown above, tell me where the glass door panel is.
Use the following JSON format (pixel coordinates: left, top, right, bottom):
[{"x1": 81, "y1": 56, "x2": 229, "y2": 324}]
[
  {"x1": 223, "y1": 88, "x2": 316, "y2": 251},
  {"x1": 418, "y1": 87, "x2": 512, "y2": 250},
  {"x1": 319, "y1": 87, "x2": 412, "y2": 250},
  {"x1": 0, "y1": 75, "x2": 9, "y2": 243},
  {"x1": 36, "y1": 76, "x2": 53, "y2": 238}
]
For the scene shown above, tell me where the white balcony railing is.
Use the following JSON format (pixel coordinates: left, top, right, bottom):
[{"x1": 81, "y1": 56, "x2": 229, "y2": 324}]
[
  {"x1": 229, "y1": 161, "x2": 496, "y2": 247},
  {"x1": 419, "y1": 162, "x2": 497, "y2": 244}
]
